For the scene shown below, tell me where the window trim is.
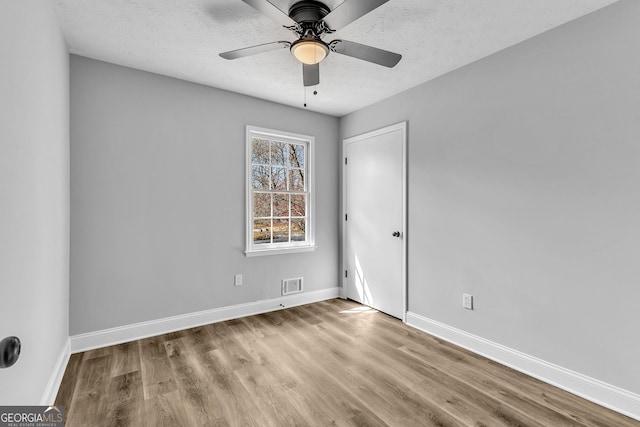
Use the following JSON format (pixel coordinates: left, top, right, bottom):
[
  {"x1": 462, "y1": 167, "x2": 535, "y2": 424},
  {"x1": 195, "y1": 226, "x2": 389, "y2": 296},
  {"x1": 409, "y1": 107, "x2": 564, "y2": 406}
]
[{"x1": 245, "y1": 125, "x2": 316, "y2": 256}]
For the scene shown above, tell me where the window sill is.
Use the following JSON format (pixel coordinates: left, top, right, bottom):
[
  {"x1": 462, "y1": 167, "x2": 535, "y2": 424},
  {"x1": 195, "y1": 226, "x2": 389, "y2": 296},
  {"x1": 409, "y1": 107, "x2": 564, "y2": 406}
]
[{"x1": 245, "y1": 245, "x2": 317, "y2": 257}]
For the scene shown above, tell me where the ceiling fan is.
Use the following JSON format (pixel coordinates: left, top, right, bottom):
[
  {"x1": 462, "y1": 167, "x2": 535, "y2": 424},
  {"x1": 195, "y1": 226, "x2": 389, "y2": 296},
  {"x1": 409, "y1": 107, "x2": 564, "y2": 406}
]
[{"x1": 219, "y1": 0, "x2": 402, "y2": 87}]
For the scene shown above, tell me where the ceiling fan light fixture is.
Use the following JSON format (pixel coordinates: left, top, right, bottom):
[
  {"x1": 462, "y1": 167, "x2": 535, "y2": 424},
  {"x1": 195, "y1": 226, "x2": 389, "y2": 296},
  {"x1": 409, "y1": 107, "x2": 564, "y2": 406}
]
[{"x1": 291, "y1": 39, "x2": 329, "y2": 64}]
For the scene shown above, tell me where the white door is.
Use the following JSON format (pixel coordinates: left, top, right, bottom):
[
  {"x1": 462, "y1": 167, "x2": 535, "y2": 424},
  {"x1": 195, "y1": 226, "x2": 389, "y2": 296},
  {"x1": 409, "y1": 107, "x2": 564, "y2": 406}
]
[{"x1": 344, "y1": 122, "x2": 406, "y2": 320}]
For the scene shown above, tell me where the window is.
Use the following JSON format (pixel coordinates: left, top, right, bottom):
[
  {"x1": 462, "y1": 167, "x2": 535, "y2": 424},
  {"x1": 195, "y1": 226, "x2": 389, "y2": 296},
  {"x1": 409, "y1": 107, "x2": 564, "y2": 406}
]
[{"x1": 246, "y1": 126, "x2": 315, "y2": 256}]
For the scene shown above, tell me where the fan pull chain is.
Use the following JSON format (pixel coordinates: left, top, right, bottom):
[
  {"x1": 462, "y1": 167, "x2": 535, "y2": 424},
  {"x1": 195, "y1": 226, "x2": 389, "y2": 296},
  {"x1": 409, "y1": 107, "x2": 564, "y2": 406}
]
[{"x1": 303, "y1": 87, "x2": 319, "y2": 108}]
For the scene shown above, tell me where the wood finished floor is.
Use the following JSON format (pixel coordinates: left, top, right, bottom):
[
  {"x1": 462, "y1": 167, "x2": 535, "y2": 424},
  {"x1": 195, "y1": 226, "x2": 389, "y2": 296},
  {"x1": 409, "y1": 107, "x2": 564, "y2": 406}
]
[{"x1": 55, "y1": 298, "x2": 638, "y2": 426}]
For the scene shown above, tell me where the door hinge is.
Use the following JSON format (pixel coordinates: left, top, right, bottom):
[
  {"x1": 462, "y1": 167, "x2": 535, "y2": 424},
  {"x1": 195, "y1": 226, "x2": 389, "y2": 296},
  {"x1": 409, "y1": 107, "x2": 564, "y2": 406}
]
[
  {"x1": 345, "y1": 270, "x2": 348, "y2": 278},
  {"x1": 345, "y1": 213, "x2": 348, "y2": 221},
  {"x1": 345, "y1": 157, "x2": 348, "y2": 165}
]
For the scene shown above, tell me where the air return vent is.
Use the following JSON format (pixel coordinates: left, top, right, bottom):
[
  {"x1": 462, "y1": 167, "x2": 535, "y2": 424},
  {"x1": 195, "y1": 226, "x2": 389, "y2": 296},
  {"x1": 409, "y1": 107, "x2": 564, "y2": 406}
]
[{"x1": 282, "y1": 277, "x2": 303, "y2": 296}]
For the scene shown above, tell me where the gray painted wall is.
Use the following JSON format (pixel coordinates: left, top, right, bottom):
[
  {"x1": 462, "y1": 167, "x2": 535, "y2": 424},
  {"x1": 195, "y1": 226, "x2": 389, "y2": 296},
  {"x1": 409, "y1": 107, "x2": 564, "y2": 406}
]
[
  {"x1": 0, "y1": 1, "x2": 70, "y2": 404},
  {"x1": 70, "y1": 56, "x2": 340, "y2": 335},
  {"x1": 340, "y1": 0, "x2": 640, "y2": 394}
]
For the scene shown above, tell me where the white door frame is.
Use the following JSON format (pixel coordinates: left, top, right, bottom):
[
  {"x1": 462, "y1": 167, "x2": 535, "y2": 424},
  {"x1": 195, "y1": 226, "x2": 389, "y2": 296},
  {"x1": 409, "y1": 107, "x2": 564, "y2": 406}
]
[{"x1": 341, "y1": 121, "x2": 407, "y2": 322}]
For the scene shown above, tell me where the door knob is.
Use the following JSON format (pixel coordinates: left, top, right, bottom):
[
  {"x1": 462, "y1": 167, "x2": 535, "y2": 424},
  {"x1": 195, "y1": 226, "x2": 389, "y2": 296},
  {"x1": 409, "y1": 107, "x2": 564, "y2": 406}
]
[
  {"x1": 392, "y1": 231, "x2": 401, "y2": 237},
  {"x1": 0, "y1": 336, "x2": 21, "y2": 368}
]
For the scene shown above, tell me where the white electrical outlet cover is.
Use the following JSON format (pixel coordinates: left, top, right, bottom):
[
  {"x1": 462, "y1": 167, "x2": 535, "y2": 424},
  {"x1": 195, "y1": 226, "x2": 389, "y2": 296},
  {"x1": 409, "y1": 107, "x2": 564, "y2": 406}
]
[{"x1": 463, "y1": 293, "x2": 473, "y2": 310}]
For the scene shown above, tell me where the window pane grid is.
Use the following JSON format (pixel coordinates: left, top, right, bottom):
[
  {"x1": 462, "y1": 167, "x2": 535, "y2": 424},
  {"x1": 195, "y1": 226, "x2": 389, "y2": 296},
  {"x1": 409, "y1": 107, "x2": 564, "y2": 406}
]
[{"x1": 250, "y1": 135, "x2": 308, "y2": 246}]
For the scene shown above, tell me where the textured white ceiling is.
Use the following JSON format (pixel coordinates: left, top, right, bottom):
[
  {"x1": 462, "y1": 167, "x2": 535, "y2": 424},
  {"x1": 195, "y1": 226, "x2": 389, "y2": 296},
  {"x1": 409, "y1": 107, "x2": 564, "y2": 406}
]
[{"x1": 53, "y1": 0, "x2": 618, "y2": 116}]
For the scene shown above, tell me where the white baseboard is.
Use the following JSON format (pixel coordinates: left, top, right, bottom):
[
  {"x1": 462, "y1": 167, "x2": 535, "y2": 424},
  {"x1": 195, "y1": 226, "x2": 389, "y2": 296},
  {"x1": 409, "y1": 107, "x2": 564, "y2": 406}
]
[
  {"x1": 71, "y1": 287, "x2": 340, "y2": 353},
  {"x1": 40, "y1": 338, "x2": 70, "y2": 405},
  {"x1": 406, "y1": 312, "x2": 640, "y2": 422}
]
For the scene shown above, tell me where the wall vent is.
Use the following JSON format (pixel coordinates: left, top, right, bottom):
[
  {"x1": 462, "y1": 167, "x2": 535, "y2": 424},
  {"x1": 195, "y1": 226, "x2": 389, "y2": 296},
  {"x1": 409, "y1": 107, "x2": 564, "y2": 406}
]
[{"x1": 282, "y1": 277, "x2": 303, "y2": 296}]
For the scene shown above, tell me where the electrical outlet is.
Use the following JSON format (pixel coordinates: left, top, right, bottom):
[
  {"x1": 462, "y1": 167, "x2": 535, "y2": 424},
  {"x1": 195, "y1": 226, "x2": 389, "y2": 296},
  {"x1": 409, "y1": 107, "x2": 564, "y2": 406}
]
[
  {"x1": 234, "y1": 274, "x2": 243, "y2": 286},
  {"x1": 462, "y1": 293, "x2": 473, "y2": 310}
]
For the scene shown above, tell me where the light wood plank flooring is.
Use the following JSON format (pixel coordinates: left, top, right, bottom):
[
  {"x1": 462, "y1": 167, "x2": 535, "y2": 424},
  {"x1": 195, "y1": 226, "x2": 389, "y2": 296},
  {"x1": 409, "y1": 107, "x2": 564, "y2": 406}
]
[{"x1": 56, "y1": 299, "x2": 638, "y2": 426}]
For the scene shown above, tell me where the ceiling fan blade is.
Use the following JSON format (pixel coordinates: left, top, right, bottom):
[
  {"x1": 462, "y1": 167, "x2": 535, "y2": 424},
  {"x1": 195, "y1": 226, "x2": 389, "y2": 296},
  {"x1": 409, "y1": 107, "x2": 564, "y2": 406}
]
[
  {"x1": 330, "y1": 40, "x2": 401, "y2": 68},
  {"x1": 303, "y1": 63, "x2": 319, "y2": 87},
  {"x1": 241, "y1": 0, "x2": 298, "y2": 27},
  {"x1": 323, "y1": 0, "x2": 389, "y2": 31},
  {"x1": 220, "y1": 41, "x2": 290, "y2": 60}
]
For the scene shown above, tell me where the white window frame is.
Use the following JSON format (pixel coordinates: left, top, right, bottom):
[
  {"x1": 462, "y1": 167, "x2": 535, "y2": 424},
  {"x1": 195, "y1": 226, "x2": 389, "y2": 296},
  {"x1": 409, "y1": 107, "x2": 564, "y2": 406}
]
[{"x1": 245, "y1": 125, "x2": 316, "y2": 256}]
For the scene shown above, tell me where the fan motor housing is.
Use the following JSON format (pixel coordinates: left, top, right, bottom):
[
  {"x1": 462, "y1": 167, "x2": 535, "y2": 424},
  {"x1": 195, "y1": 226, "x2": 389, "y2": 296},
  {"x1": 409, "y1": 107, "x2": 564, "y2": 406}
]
[{"x1": 288, "y1": 0, "x2": 330, "y2": 24}]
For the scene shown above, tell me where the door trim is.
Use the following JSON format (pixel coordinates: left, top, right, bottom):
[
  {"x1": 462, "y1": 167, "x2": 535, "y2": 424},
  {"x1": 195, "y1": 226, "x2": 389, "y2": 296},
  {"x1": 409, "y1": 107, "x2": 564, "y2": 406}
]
[{"x1": 341, "y1": 121, "x2": 407, "y2": 322}]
